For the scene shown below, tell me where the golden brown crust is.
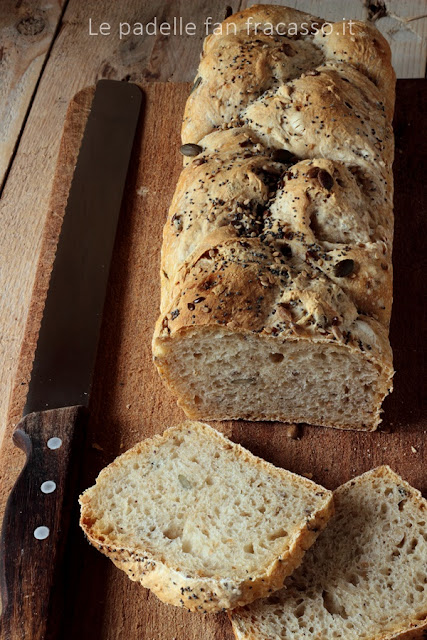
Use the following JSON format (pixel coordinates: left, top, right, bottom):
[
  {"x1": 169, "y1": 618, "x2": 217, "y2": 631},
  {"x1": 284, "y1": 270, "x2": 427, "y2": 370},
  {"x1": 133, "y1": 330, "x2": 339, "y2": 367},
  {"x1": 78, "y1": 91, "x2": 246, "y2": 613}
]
[
  {"x1": 183, "y1": 5, "x2": 325, "y2": 143},
  {"x1": 153, "y1": 4, "x2": 396, "y2": 429},
  {"x1": 183, "y1": 6, "x2": 395, "y2": 143},
  {"x1": 391, "y1": 628, "x2": 427, "y2": 640},
  {"x1": 315, "y1": 20, "x2": 395, "y2": 120}
]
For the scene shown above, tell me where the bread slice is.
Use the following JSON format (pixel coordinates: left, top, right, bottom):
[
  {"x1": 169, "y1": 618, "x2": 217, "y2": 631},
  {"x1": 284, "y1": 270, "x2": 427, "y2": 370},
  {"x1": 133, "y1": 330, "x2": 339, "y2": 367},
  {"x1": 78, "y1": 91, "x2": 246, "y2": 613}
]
[
  {"x1": 79, "y1": 421, "x2": 333, "y2": 612},
  {"x1": 230, "y1": 466, "x2": 427, "y2": 639}
]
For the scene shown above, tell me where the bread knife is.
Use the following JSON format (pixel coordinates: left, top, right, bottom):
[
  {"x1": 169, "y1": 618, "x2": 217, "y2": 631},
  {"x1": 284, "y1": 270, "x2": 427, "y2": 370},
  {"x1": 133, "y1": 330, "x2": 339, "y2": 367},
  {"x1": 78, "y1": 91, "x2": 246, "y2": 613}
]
[{"x1": 0, "y1": 79, "x2": 142, "y2": 640}]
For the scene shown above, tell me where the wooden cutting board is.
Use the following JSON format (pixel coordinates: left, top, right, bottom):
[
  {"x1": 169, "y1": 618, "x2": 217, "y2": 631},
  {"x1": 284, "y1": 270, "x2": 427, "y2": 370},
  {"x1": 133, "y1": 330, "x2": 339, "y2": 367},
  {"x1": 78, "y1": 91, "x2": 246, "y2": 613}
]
[{"x1": 0, "y1": 80, "x2": 425, "y2": 639}]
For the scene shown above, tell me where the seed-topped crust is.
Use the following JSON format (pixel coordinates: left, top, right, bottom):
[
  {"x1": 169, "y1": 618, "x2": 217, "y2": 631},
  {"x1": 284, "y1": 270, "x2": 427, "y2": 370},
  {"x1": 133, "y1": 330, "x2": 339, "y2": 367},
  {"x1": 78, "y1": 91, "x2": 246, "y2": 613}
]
[{"x1": 153, "y1": 4, "x2": 395, "y2": 430}]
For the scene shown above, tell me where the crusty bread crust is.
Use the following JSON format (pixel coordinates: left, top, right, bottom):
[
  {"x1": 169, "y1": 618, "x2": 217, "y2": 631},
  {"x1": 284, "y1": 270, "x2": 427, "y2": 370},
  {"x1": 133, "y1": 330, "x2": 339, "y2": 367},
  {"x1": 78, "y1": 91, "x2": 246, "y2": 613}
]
[
  {"x1": 152, "y1": 4, "x2": 396, "y2": 430},
  {"x1": 80, "y1": 421, "x2": 334, "y2": 612}
]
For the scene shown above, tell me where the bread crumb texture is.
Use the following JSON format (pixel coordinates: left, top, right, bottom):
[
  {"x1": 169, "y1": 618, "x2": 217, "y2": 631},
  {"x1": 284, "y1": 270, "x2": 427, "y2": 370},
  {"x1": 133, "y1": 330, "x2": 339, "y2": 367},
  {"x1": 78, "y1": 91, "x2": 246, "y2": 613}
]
[
  {"x1": 79, "y1": 421, "x2": 333, "y2": 612},
  {"x1": 231, "y1": 466, "x2": 427, "y2": 639},
  {"x1": 153, "y1": 4, "x2": 396, "y2": 430}
]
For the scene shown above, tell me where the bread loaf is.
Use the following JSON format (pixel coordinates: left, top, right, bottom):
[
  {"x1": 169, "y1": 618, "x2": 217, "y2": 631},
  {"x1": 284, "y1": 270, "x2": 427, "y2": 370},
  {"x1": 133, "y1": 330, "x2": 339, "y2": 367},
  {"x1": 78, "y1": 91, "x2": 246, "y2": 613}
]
[
  {"x1": 152, "y1": 4, "x2": 395, "y2": 430},
  {"x1": 230, "y1": 466, "x2": 427, "y2": 639},
  {"x1": 79, "y1": 421, "x2": 333, "y2": 612}
]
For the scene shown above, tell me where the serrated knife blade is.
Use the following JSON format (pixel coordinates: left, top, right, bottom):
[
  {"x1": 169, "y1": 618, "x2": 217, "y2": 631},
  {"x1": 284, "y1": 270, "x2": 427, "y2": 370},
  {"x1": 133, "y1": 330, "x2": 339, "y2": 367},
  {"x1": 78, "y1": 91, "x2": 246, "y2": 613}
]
[{"x1": 25, "y1": 79, "x2": 142, "y2": 414}]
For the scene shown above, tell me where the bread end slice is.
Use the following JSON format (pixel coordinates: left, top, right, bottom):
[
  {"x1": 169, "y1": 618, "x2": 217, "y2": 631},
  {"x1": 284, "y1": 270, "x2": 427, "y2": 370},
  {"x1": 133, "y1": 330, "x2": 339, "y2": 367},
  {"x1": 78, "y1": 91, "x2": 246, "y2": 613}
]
[{"x1": 80, "y1": 421, "x2": 333, "y2": 612}]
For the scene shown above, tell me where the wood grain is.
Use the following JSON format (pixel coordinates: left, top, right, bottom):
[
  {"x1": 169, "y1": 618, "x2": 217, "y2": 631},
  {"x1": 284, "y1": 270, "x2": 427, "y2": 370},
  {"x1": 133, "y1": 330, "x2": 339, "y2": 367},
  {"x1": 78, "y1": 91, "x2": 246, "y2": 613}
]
[
  {"x1": 0, "y1": 88, "x2": 95, "y2": 537},
  {"x1": 0, "y1": 0, "x2": 66, "y2": 189},
  {"x1": 0, "y1": 80, "x2": 424, "y2": 639},
  {"x1": 0, "y1": 406, "x2": 87, "y2": 640}
]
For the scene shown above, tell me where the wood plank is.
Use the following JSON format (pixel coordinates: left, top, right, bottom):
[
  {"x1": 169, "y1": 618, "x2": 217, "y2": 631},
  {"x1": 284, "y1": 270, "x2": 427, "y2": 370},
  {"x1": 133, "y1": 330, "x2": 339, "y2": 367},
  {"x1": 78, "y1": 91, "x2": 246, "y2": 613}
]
[
  {"x1": 379, "y1": 0, "x2": 427, "y2": 79},
  {"x1": 1, "y1": 80, "x2": 424, "y2": 639},
  {"x1": 0, "y1": 0, "x2": 66, "y2": 188}
]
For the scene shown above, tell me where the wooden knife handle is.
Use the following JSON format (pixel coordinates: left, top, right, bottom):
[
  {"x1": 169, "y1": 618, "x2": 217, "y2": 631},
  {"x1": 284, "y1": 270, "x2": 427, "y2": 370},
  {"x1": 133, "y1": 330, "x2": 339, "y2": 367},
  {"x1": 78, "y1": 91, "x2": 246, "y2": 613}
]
[{"x1": 0, "y1": 406, "x2": 87, "y2": 640}]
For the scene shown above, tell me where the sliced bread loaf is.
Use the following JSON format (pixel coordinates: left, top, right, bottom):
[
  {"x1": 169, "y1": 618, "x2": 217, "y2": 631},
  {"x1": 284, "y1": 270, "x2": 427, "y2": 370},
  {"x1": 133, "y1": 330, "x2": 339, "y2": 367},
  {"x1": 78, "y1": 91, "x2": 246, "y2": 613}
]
[
  {"x1": 230, "y1": 466, "x2": 427, "y2": 639},
  {"x1": 79, "y1": 421, "x2": 333, "y2": 612},
  {"x1": 153, "y1": 4, "x2": 395, "y2": 431}
]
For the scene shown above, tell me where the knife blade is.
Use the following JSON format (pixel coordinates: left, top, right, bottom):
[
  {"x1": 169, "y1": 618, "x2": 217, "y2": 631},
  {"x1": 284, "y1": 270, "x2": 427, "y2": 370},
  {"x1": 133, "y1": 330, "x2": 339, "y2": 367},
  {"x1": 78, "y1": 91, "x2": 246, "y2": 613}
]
[{"x1": 0, "y1": 79, "x2": 142, "y2": 640}]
